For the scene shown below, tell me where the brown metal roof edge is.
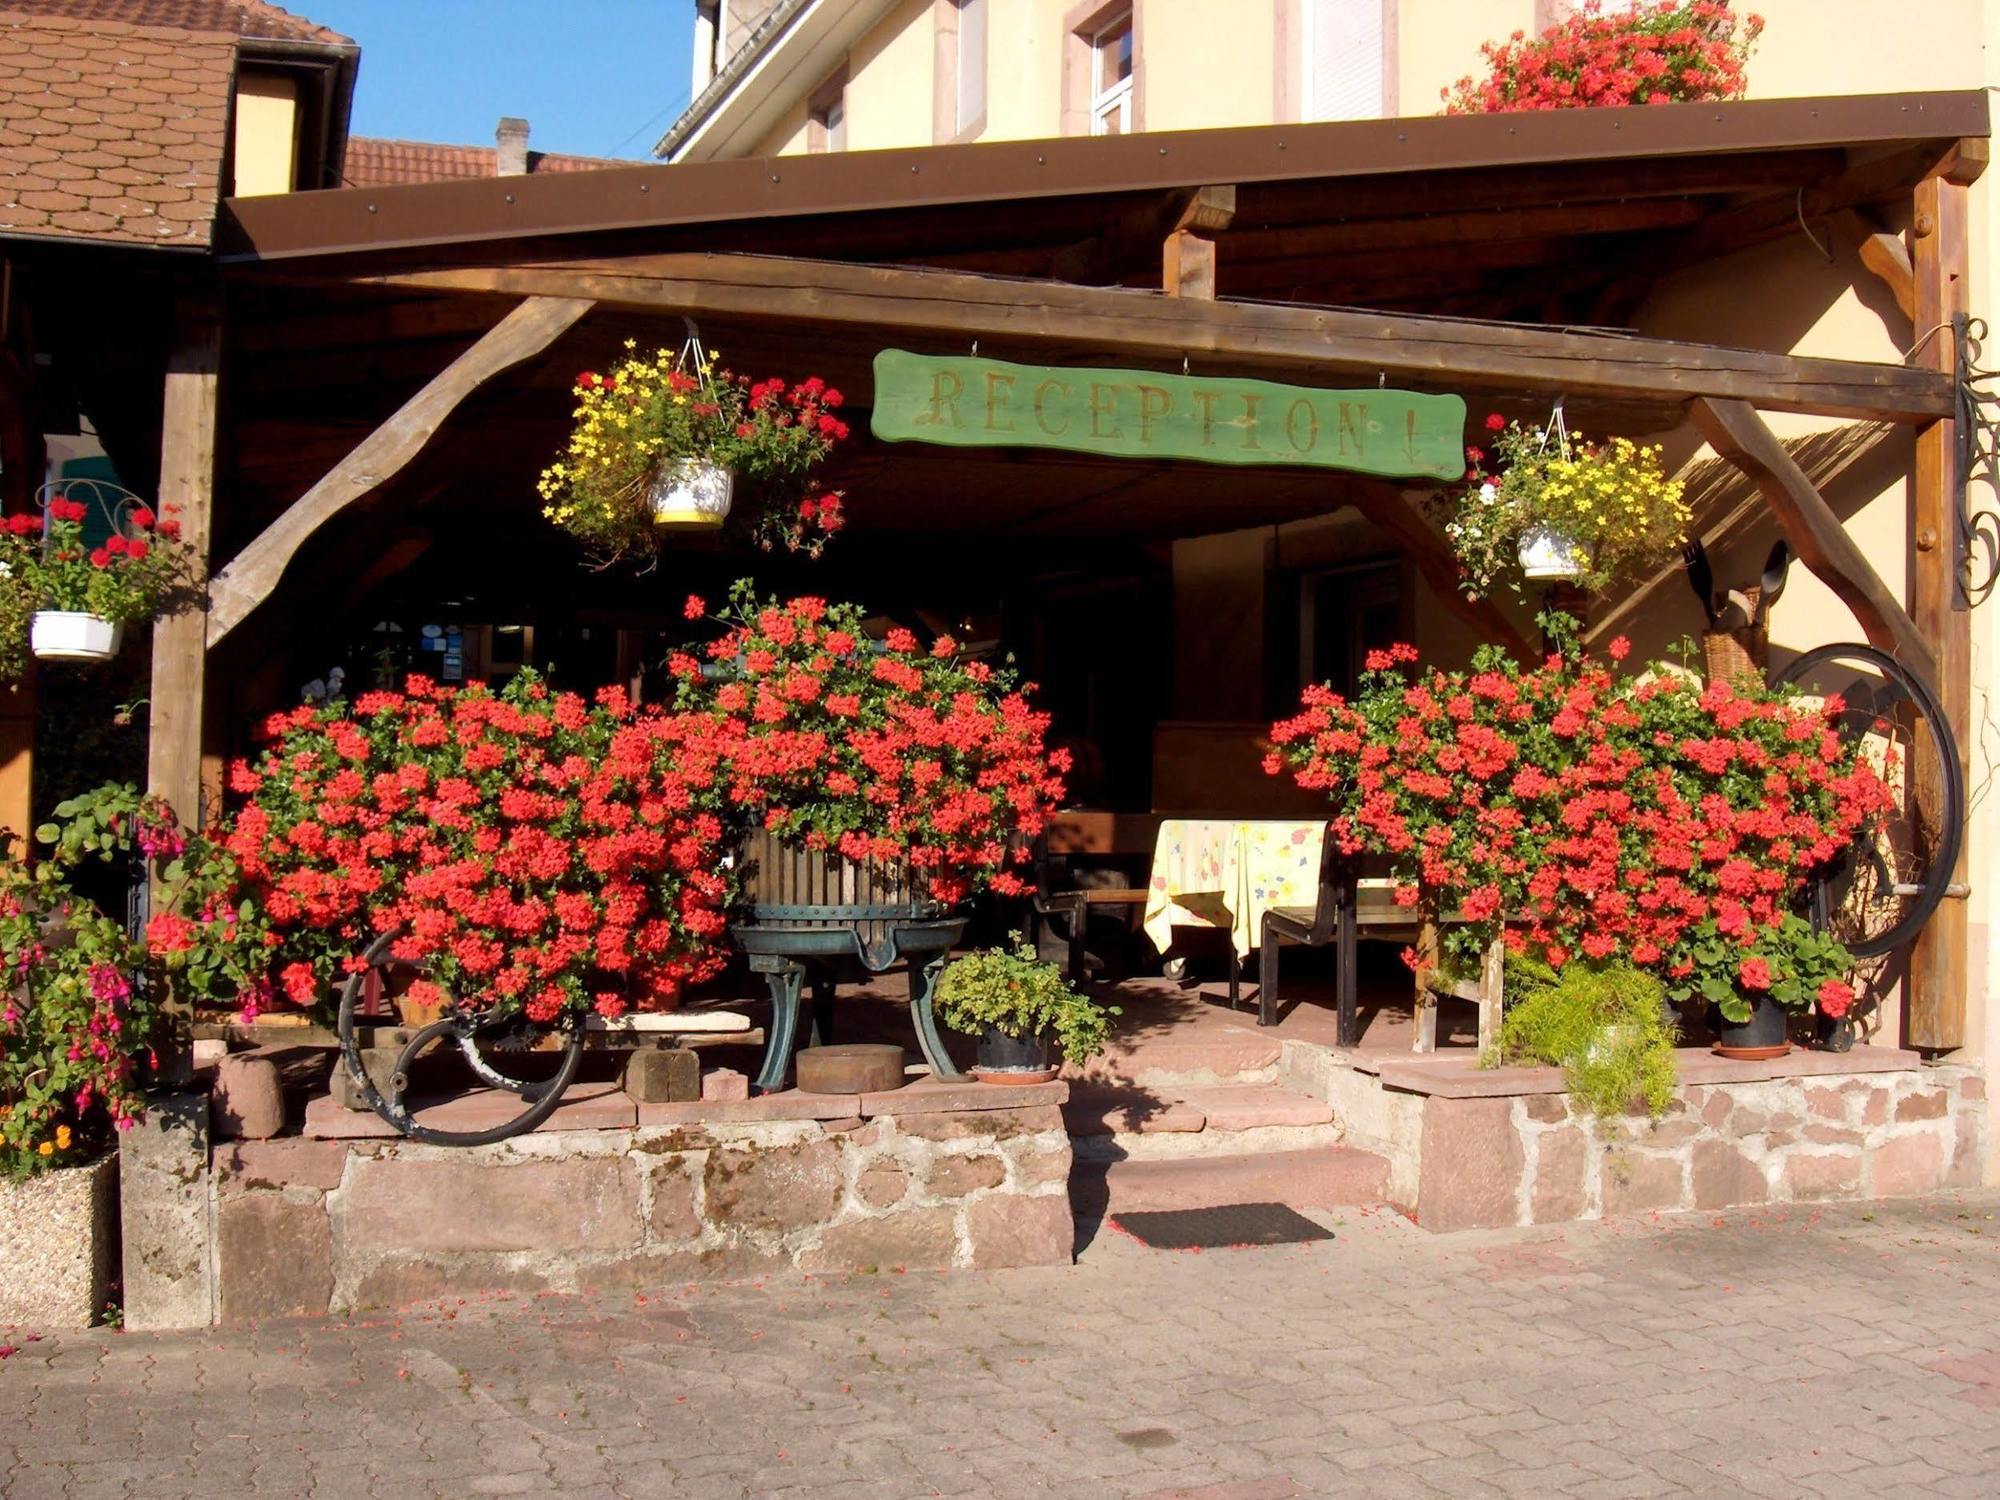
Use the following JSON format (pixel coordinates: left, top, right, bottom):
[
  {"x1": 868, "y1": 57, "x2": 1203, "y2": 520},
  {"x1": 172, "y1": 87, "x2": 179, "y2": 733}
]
[{"x1": 218, "y1": 90, "x2": 1990, "y2": 266}]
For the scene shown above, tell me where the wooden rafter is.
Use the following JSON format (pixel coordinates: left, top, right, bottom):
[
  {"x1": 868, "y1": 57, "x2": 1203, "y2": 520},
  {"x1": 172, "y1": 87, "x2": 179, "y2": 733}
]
[
  {"x1": 1345, "y1": 481, "x2": 1536, "y2": 664},
  {"x1": 1689, "y1": 397, "x2": 1938, "y2": 690},
  {"x1": 329, "y1": 253, "x2": 1954, "y2": 424},
  {"x1": 204, "y1": 295, "x2": 593, "y2": 647}
]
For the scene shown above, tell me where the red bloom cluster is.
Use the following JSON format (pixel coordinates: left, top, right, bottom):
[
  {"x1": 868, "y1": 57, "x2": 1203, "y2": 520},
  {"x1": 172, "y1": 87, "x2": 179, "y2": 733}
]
[
  {"x1": 1268, "y1": 631, "x2": 1889, "y2": 1017},
  {"x1": 218, "y1": 672, "x2": 733, "y2": 1025},
  {"x1": 1443, "y1": 2, "x2": 1761, "y2": 114},
  {"x1": 675, "y1": 584, "x2": 1069, "y2": 906}
]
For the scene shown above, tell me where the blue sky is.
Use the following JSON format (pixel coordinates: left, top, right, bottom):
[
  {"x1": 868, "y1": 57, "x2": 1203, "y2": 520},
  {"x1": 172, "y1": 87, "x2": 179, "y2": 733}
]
[{"x1": 307, "y1": 1, "x2": 698, "y2": 161}]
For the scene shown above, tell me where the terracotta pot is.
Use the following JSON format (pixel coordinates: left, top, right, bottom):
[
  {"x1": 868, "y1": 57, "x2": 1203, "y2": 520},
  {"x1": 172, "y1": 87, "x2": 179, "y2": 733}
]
[{"x1": 1715, "y1": 989, "x2": 1790, "y2": 1061}]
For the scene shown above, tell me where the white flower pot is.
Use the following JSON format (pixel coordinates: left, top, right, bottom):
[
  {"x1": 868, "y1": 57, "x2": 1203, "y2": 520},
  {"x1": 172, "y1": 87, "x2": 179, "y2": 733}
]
[
  {"x1": 1517, "y1": 524, "x2": 1591, "y2": 581},
  {"x1": 648, "y1": 458, "x2": 734, "y2": 530},
  {"x1": 30, "y1": 610, "x2": 123, "y2": 662},
  {"x1": 0, "y1": 1154, "x2": 116, "y2": 1327}
]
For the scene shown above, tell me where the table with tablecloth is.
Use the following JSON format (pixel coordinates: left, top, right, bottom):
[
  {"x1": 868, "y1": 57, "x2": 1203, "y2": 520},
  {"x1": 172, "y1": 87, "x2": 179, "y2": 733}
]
[{"x1": 1140, "y1": 818, "x2": 1329, "y2": 959}]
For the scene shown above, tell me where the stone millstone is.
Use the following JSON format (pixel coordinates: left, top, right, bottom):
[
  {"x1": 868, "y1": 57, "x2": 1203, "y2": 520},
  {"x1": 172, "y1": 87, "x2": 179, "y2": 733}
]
[{"x1": 795, "y1": 1044, "x2": 906, "y2": 1096}]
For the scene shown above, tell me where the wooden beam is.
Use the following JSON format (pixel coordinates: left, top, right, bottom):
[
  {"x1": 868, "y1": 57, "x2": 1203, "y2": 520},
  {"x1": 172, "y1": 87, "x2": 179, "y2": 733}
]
[
  {"x1": 204, "y1": 295, "x2": 592, "y2": 647},
  {"x1": 1163, "y1": 185, "x2": 1235, "y2": 300},
  {"x1": 1689, "y1": 397, "x2": 1938, "y2": 690},
  {"x1": 338, "y1": 253, "x2": 1955, "y2": 424},
  {"x1": 1346, "y1": 480, "x2": 1537, "y2": 664},
  {"x1": 1907, "y1": 168, "x2": 1972, "y2": 1052},
  {"x1": 1844, "y1": 212, "x2": 1916, "y2": 320}
]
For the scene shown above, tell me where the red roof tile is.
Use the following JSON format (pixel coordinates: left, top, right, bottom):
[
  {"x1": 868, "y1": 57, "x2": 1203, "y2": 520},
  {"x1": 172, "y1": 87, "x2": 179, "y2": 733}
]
[
  {"x1": 0, "y1": 0, "x2": 347, "y2": 45},
  {"x1": 342, "y1": 136, "x2": 628, "y2": 189},
  {"x1": 0, "y1": 12, "x2": 233, "y2": 246}
]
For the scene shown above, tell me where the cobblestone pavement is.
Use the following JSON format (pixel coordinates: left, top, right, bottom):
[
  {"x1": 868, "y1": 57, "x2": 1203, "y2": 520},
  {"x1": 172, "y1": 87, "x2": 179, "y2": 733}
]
[{"x1": 6, "y1": 1192, "x2": 2000, "y2": 1499}]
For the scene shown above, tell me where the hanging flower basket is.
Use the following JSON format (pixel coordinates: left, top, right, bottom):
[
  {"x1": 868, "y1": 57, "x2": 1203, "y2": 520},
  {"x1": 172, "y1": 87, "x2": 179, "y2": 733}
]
[
  {"x1": 538, "y1": 334, "x2": 848, "y2": 565},
  {"x1": 1516, "y1": 524, "x2": 1591, "y2": 581},
  {"x1": 1432, "y1": 409, "x2": 1688, "y2": 598},
  {"x1": 0, "y1": 481, "x2": 194, "y2": 677},
  {"x1": 29, "y1": 610, "x2": 122, "y2": 662},
  {"x1": 648, "y1": 456, "x2": 736, "y2": 530}
]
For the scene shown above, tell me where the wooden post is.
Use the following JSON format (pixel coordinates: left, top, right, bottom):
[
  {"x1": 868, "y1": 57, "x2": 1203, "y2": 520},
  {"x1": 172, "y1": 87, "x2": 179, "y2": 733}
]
[
  {"x1": 147, "y1": 293, "x2": 221, "y2": 1082},
  {"x1": 1907, "y1": 164, "x2": 1974, "y2": 1051}
]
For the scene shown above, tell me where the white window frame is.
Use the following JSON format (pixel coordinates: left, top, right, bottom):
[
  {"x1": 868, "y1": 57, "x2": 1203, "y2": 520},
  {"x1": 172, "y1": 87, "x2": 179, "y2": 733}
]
[
  {"x1": 1298, "y1": 0, "x2": 1391, "y2": 124},
  {"x1": 1088, "y1": 9, "x2": 1134, "y2": 136}
]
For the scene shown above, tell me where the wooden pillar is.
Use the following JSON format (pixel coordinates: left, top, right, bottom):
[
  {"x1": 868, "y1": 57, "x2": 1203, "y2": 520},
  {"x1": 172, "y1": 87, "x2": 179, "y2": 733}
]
[
  {"x1": 1908, "y1": 164, "x2": 1974, "y2": 1051},
  {"x1": 146, "y1": 293, "x2": 221, "y2": 1080}
]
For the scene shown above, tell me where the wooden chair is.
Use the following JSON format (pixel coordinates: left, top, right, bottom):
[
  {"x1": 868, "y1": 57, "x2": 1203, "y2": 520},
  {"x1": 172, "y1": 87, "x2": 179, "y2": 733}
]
[{"x1": 1257, "y1": 863, "x2": 1503, "y2": 1051}]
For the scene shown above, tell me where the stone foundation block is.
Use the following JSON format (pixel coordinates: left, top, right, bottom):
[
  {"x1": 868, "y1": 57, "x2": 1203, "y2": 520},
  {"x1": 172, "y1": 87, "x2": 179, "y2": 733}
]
[
  {"x1": 800, "y1": 1207, "x2": 959, "y2": 1272},
  {"x1": 702, "y1": 1139, "x2": 842, "y2": 1234},
  {"x1": 330, "y1": 1048, "x2": 401, "y2": 1112},
  {"x1": 1415, "y1": 1097, "x2": 1524, "y2": 1232},
  {"x1": 343, "y1": 1156, "x2": 642, "y2": 1252},
  {"x1": 926, "y1": 1152, "x2": 1006, "y2": 1199},
  {"x1": 701, "y1": 1067, "x2": 750, "y2": 1102},
  {"x1": 648, "y1": 1164, "x2": 701, "y2": 1241},
  {"x1": 1868, "y1": 1131, "x2": 1945, "y2": 1198},
  {"x1": 1691, "y1": 1139, "x2": 1767, "y2": 1210},
  {"x1": 216, "y1": 1137, "x2": 349, "y2": 1194},
  {"x1": 217, "y1": 1192, "x2": 333, "y2": 1321},
  {"x1": 967, "y1": 1193, "x2": 1073, "y2": 1268},
  {"x1": 1529, "y1": 1127, "x2": 1588, "y2": 1225},
  {"x1": 1784, "y1": 1151, "x2": 1862, "y2": 1200},
  {"x1": 120, "y1": 1090, "x2": 213, "y2": 1331},
  {"x1": 1601, "y1": 1151, "x2": 1685, "y2": 1217},
  {"x1": 624, "y1": 1048, "x2": 700, "y2": 1104}
]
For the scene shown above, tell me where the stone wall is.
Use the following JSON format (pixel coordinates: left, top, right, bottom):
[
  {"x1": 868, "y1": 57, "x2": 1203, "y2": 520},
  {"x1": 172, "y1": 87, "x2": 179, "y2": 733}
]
[
  {"x1": 1282, "y1": 1042, "x2": 1986, "y2": 1233},
  {"x1": 210, "y1": 1104, "x2": 1073, "y2": 1322}
]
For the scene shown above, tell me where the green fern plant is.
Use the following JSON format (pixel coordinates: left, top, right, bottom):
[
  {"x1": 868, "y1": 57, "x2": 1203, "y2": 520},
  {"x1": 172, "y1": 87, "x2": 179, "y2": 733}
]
[{"x1": 1486, "y1": 958, "x2": 1679, "y2": 1120}]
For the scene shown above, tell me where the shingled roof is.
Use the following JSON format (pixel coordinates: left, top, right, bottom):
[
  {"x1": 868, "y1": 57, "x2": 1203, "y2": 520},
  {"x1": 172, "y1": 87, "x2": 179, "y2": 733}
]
[
  {"x1": 342, "y1": 136, "x2": 626, "y2": 189},
  {"x1": 0, "y1": 0, "x2": 348, "y2": 45},
  {"x1": 0, "y1": 11, "x2": 236, "y2": 246}
]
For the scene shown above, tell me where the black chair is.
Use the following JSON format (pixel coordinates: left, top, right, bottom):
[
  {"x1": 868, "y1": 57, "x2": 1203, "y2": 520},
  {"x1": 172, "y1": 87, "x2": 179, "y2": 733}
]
[{"x1": 1255, "y1": 842, "x2": 1361, "y2": 1041}]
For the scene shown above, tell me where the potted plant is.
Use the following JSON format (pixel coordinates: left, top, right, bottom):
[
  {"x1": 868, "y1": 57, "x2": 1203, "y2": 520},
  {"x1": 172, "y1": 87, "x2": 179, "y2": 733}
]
[
  {"x1": 0, "y1": 490, "x2": 191, "y2": 668},
  {"x1": 672, "y1": 582, "x2": 1070, "y2": 912},
  {"x1": 1442, "y1": 2, "x2": 1763, "y2": 114},
  {"x1": 1687, "y1": 912, "x2": 1856, "y2": 1060},
  {"x1": 536, "y1": 339, "x2": 850, "y2": 565},
  {"x1": 935, "y1": 934, "x2": 1117, "y2": 1083},
  {"x1": 1434, "y1": 414, "x2": 1691, "y2": 597},
  {"x1": 1485, "y1": 959, "x2": 1678, "y2": 1119},
  {"x1": 1, "y1": 801, "x2": 168, "y2": 1327}
]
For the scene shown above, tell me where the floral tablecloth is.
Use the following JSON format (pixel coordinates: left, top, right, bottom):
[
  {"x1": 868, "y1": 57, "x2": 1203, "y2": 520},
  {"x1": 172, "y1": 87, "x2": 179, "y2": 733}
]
[{"x1": 1141, "y1": 819, "x2": 1329, "y2": 958}]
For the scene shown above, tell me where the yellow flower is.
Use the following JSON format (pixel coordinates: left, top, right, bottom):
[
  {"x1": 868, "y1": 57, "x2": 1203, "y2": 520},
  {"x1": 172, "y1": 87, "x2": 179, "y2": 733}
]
[
  {"x1": 38, "y1": 1140, "x2": 53, "y2": 1157},
  {"x1": 55, "y1": 1125, "x2": 71, "y2": 1149}
]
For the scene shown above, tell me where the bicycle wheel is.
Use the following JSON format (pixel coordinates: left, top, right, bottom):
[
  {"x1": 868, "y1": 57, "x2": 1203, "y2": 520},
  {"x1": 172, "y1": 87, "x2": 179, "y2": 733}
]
[
  {"x1": 335, "y1": 929, "x2": 585, "y2": 1147},
  {"x1": 1773, "y1": 644, "x2": 1963, "y2": 960}
]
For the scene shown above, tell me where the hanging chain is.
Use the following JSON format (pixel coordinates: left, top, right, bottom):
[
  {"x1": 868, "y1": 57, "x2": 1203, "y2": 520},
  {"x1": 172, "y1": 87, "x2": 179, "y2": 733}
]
[{"x1": 1953, "y1": 313, "x2": 2000, "y2": 607}]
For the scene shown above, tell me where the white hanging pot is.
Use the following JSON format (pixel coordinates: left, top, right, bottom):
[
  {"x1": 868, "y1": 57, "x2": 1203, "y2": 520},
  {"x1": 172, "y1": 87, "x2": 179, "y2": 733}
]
[
  {"x1": 648, "y1": 458, "x2": 734, "y2": 530},
  {"x1": 1517, "y1": 524, "x2": 1591, "y2": 581},
  {"x1": 30, "y1": 610, "x2": 122, "y2": 662}
]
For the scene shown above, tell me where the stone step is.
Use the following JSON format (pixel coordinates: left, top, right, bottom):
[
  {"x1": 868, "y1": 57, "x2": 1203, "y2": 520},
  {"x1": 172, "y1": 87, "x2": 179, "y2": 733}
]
[
  {"x1": 1062, "y1": 1082, "x2": 1334, "y2": 1137},
  {"x1": 1070, "y1": 1144, "x2": 1392, "y2": 1219},
  {"x1": 1067, "y1": 1033, "x2": 1283, "y2": 1089}
]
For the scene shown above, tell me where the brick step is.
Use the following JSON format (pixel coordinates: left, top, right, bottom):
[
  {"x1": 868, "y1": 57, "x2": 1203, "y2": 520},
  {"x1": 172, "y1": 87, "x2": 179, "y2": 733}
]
[
  {"x1": 1070, "y1": 1144, "x2": 1392, "y2": 1219},
  {"x1": 1063, "y1": 1082, "x2": 1334, "y2": 1137}
]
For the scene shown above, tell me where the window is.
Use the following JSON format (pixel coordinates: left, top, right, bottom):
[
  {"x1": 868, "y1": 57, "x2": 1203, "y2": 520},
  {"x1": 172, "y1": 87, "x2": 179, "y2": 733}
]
[
  {"x1": 1299, "y1": 0, "x2": 1392, "y2": 122},
  {"x1": 955, "y1": 0, "x2": 986, "y2": 137},
  {"x1": 1089, "y1": 9, "x2": 1134, "y2": 135},
  {"x1": 807, "y1": 67, "x2": 846, "y2": 153}
]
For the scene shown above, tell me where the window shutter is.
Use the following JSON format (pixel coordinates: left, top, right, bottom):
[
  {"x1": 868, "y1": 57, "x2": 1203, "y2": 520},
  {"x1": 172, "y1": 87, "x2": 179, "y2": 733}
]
[{"x1": 1307, "y1": 0, "x2": 1384, "y2": 122}]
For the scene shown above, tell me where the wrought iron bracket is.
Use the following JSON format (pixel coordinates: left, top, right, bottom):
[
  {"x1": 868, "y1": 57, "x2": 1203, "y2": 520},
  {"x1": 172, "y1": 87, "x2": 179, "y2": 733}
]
[{"x1": 1952, "y1": 312, "x2": 2000, "y2": 608}]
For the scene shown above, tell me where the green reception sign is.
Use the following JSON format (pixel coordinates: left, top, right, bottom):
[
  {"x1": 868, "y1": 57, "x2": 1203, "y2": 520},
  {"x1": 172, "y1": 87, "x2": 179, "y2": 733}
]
[{"x1": 869, "y1": 349, "x2": 1466, "y2": 481}]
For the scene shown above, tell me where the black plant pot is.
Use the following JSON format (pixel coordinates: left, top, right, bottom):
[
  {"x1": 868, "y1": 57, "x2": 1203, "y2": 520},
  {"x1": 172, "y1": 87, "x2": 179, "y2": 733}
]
[
  {"x1": 1715, "y1": 989, "x2": 1790, "y2": 1060},
  {"x1": 974, "y1": 1023, "x2": 1056, "y2": 1083}
]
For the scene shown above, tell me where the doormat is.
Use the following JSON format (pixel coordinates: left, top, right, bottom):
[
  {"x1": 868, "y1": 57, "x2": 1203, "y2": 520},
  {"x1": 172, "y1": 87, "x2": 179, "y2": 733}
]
[{"x1": 1110, "y1": 1202, "x2": 1335, "y2": 1250}]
